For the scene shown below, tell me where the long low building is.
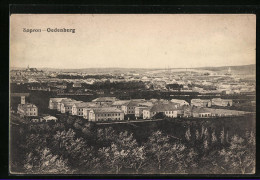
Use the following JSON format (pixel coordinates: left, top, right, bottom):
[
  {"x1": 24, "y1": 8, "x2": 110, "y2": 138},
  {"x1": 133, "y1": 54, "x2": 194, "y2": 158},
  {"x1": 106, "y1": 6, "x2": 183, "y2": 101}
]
[
  {"x1": 211, "y1": 98, "x2": 233, "y2": 107},
  {"x1": 183, "y1": 106, "x2": 246, "y2": 118},
  {"x1": 204, "y1": 108, "x2": 246, "y2": 117},
  {"x1": 92, "y1": 97, "x2": 118, "y2": 104},
  {"x1": 191, "y1": 99, "x2": 212, "y2": 107},
  {"x1": 143, "y1": 102, "x2": 179, "y2": 119},
  {"x1": 89, "y1": 107, "x2": 124, "y2": 121}
]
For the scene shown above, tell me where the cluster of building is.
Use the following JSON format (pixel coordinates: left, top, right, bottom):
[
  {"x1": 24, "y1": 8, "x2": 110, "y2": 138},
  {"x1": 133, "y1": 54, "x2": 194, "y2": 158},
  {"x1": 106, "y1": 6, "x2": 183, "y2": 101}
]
[
  {"x1": 191, "y1": 98, "x2": 233, "y2": 107},
  {"x1": 10, "y1": 65, "x2": 255, "y2": 97},
  {"x1": 47, "y1": 96, "x2": 247, "y2": 122},
  {"x1": 49, "y1": 97, "x2": 125, "y2": 121},
  {"x1": 13, "y1": 93, "x2": 249, "y2": 122},
  {"x1": 15, "y1": 95, "x2": 60, "y2": 123}
]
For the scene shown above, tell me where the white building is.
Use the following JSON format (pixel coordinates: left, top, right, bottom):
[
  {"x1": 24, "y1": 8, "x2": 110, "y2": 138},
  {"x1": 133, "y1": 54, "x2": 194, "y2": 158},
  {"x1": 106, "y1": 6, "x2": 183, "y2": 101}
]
[
  {"x1": 135, "y1": 106, "x2": 148, "y2": 118},
  {"x1": 82, "y1": 103, "x2": 109, "y2": 119},
  {"x1": 72, "y1": 102, "x2": 96, "y2": 116},
  {"x1": 40, "y1": 115, "x2": 58, "y2": 122},
  {"x1": 191, "y1": 99, "x2": 212, "y2": 107},
  {"x1": 92, "y1": 97, "x2": 117, "y2": 104},
  {"x1": 49, "y1": 98, "x2": 68, "y2": 110},
  {"x1": 170, "y1": 99, "x2": 189, "y2": 106},
  {"x1": 17, "y1": 103, "x2": 38, "y2": 117},
  {"x1": 89, "y1": 107, "x2": 124, "y2": 121},
  {"x1": 121, "y1": 101, "x2": 142, "y2": 115},
  {"x1": 111, "y1": 100, "x2": 130, "y2": 109},
  {"x1": 143, "y1": 102, "x2": 178, "y2": 119},
  {"x1": 61, "y1": 100, "x2": 82, "y2": 114},
  {"x1": 211, "y1": 98, "x2": 233, "y2": 107},
  {"x1": 57, "y1": 98, "x2": 74, "y2": 111}
]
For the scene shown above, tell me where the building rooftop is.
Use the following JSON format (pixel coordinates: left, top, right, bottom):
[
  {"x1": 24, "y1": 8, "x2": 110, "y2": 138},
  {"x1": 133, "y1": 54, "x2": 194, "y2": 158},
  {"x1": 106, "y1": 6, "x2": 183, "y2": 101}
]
[
  {"x1": 63, "y1": 101, "x2": 82, "y2": 106},
  {"x1": 148, "y1": 102, "x2": 178, "y2": 112},
  {"x1": 212, "y1": 98, "x2": 232, "y2": 101},
  {"x1": 60, "y1": 98, "x2": 74, "y2": 103},
  {"x1": 192, "y1": 107, "x2": 211, "y2": 114},
  {"x1": 18, "y1": 103, "x2": 37, "y2": 108},
  {"x1": 41, "y1": 115, "x2": 57, "y2": 120},
  {"x1": 124, "y1": 100, "x2": 141, "y2": 107},
  {"x1": 50, "y1": 98, "x2": 68, "y2": 103},
  {"x1": 131, "y1": 99, "x2": 146, "y2": 102},
  {"x1": 191, "y1": 99, "x2": 211, "y2": 102},
  {"x1": 171, "y1": 99, "x2": 189, "y2": 104},
  {"x1": 92, "y1": 107, "x2": 123, "y2": 113},
  {"x1": 111, "y1": 100, "x2": 130, "y2": 106},
  {"x1": 92, "y1": 97, "x2": 117, "y2": 102},
  {"x1": 138, "y1": 101, "x2": 154, "y2": 107},
  {"x1": 74, "y1": 102, "x2": 96, "y2": 108}
]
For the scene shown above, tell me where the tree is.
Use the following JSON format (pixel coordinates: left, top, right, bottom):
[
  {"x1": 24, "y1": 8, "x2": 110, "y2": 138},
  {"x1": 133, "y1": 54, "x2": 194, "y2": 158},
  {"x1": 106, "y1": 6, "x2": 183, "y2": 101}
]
[
  {"x1": 167, "y1": 144, "x2": 198, "y2": 173},
  {"x1": 53, "y1": 129, "x2": 75, "y2": 150},
  {"x1": 24, "y1": 134, "x2": 49, "y2": 153},
  {"x1": 145, "y1": 131, "x2": 197, "y2": 173},
  {"x1": 97, "y1": 127, "x2": 117, "y2": 142},
  {"x1": 52, "y1": 123, "x2": 65, "y2": 132},
  {"x1": 185, "y1": 127, "x2": 191, "y2": 141},
  {"x1": 82, "y1": 122, "x2": 96, "y2": 138},
  {"x1": 211, "y1": 130, "x2": 217, "y2": 144},
  {"x1": 220, "y1": 127, "x2": 225, "y2": 144},
  {"x1": 144, "y1": 131, "x2": 172, "y2": 173},
  {"x1": 203, "y1": 139, "x2": 209, "y2": 150},
  {"x1": 52, "y1": 129, "x2": 95, "y2": 173},
  {"x1": 73, "y1": 118, "x2": 83, "y2": 130},
  {"x1": 218, "y1": 133, "x2": 255, "y2": 174},
  {"x1": 97, "y1": 131, "x2": 146, "y2": 174},
  {"x1": 195, "y1": 129, "x2": 200, "y2": 140},
  {"x1": 66, "y1": 116, "x2": 75, "y2": 125},
  {"x1": 24, "y1": 148, "x2": 71, "y2": 174}
]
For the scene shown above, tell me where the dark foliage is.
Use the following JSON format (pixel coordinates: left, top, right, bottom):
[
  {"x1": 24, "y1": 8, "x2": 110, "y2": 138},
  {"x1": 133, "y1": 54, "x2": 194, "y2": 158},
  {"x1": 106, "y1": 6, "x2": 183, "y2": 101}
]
[{"x1": 10, "y1": 114, "x2": 255, "y2": 174}]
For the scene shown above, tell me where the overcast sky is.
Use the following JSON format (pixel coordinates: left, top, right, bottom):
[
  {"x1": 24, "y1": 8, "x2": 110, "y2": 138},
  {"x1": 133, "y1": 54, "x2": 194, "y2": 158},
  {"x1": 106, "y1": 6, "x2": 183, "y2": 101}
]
[{"x1": 10, "y1": 14, "x2": 256, "y2": 69}]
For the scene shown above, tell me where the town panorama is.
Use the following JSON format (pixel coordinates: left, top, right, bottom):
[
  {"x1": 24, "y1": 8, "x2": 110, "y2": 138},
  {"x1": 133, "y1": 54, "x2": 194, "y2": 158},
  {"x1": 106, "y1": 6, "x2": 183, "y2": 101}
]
[
  {"x1": 9, "y1": 14, "x2": 256, "y2": 175},
  {"x1": 10, "y1": 64, "x2": 256, "y2": 174}
]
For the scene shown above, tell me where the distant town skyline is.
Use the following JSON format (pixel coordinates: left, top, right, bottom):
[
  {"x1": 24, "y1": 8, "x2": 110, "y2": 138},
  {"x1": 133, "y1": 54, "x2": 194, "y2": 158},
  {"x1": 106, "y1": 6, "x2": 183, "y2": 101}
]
[
  {"x1": 11, "y1": 63, "x2": 255, "y2": 70},
  {"x1": 10, "y1": 14, "x2": 256, "y2": 69}
]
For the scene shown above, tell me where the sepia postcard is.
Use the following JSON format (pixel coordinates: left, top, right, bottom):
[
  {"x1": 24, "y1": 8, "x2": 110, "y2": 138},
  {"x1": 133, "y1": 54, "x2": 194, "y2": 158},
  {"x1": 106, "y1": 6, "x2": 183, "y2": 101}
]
[{"x1": 9, "y1": 14, "x2": 256, "y2": 175}]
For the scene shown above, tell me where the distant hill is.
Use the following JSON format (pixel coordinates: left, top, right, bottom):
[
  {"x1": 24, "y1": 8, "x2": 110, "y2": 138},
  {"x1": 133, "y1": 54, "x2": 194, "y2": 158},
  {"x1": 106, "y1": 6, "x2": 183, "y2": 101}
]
[
  {"x1": 195, "y1": 64, "x2": 255, "y2": 75},
  {"x1": 38, "y1": 67, "x2": 161, "y2": 74},
  {"x1": 10, "y1": 64, "x2": 255, "y2": 75}
]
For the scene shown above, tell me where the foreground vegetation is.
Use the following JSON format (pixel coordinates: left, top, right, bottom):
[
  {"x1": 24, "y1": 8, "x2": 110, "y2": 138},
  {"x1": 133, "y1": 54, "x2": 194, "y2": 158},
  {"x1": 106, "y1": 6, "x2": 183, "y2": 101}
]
[{"x1": 10, "y1": 115, "x2": 255, "y2": 174}]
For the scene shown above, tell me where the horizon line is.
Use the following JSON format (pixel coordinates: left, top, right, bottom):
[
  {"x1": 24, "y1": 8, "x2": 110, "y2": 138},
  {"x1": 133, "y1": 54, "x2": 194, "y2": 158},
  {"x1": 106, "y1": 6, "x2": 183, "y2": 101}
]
[{"x1": 10, "y1": 63, "x2": 256, "y2": 70}]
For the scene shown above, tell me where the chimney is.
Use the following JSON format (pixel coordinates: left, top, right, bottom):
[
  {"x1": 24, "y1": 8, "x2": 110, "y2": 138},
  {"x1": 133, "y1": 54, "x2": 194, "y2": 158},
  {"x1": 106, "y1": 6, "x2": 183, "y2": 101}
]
[{"x1": 21, "y1": 96, "x2": 25, "y2": 104}]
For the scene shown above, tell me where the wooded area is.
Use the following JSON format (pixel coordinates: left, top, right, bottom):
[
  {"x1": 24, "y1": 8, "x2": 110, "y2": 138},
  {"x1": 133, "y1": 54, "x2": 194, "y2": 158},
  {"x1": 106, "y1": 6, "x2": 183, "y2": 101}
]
[{"x1": 10, "y1": 115, "x2": 255, "y2": 174}]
